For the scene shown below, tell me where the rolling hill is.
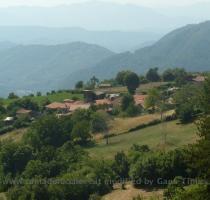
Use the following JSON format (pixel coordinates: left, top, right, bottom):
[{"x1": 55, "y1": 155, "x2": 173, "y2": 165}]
[
  {"x1": 0, "y1": 2, "x2": 188, "y2": 33},
  {"x1": 62, "y1": 21, "x2": 210, "y2": 87},
  {"x1": 0, "y1": 26, "x2": 160, "y2": 53},
  {"x1": 0, "y1": 42, "x2": 114, "y2": 97},
  {"x1": 1, "y1": 21, "x2": 210, "y2": 96}
]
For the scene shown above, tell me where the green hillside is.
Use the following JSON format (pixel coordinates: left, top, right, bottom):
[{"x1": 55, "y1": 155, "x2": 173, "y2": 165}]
[{"x1": 87, "y1": 120, "x2": 197, "y2": 159}]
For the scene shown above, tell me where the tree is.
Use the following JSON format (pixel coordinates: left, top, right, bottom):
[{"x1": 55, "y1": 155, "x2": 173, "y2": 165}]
[
  {"x1": 200, "y1": 75, "x2": 210, "y2": 114},
  {"x1": 177, "y1": 103, "x2": 194, "y2": 123},
  {"x1": 7, "y1": 97, "x2": 39, "y2": 112},
  {"x1": 173, "y1": 68, "x2": 188, "y2": 86},
  {"x1": 91, "y1": 112, "x2": 108, "y2": 133},
  {"x1": 25, "y1": 115, "x2": 71, "y2": 150},
  {"x1": 71, "y1": 121, "x2": 91, "y2": 145},
  {"x1": 174, "y1": 84, "x2": 201, "y2": 123},
  {"x1": 0, "y1": 142, "x2": 33, "y2": 177},
  {"x1": 139, "y1": 75, "x2": 148, "y2": 84},
  {"x1": 90, "y1": 76, "x2": 99, "y2": 88},
  {"x1": 146, "y1": 68, "x2": 161, "y2": 82},
  {"x1": 36, "y1": 91, "x2": 42, "y2": 96},
  {"x1": 162, "y1": 69, "x2": 176, "y2": 82},
  {"x1": 0, "y1": 102, "x2": 6, "y2": 115},
  {"x1": 116, "y1": 71, "x2": 130, "y2": 85},
  {"x1": 112, "y1": 151, "x2": 129, "y2": 180},
  {"x1": 121, "y1": 94, "x2": 135, "y2": 111},
  {"x1": 145, "y1": 88, "x2": 161, "y2": 112},
  {"x1": 75, "y1": 81, "x2": 84, "y2": 89},
  {"x1": 8, "y1": 92, "x2": 19, "y2": 99},
  {"x1": 124, "y1": 72, "x2": 140, "y2": 94},
  {"x1": 187, "y1": 77, "x2": 210, "y2": 194}
]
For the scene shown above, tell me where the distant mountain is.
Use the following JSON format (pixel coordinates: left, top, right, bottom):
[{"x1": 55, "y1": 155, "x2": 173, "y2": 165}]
[
  {"x1": 0, "y1": 2, "x2": 192, "y2": 33},
  {"x1": 0, "y1": 42, "x2": 114, "y2": 96},
  {"x1": 160, "y1": 2, "x2": 210, "y2": 22},
  {"x1": 62, "y1": 21, "x2": 210, "y2": 87},
  {"x1": 0, "y1": 26, "x2": 160, "y2": 52},
  {"x1": 0, "y1": 41, "x2": 16, "y2": 51}
]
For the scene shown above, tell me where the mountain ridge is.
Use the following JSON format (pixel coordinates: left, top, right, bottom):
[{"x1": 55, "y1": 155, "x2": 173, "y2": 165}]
[
  {"x1": 61, "y1": 21, "x2": 210, "y2": 88},
  {"x1": 0, "y1": 42, "x2": 114, "y2": 96}
]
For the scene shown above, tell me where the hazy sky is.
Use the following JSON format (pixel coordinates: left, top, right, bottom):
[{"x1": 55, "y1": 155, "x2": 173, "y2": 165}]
[{"x1": 0, "y1": 0, "x2": 209, "y2": 7}]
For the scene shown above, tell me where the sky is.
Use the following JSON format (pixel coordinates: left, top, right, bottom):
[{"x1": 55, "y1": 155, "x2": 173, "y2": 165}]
[{"x1": 0, "y1": 0, "x2": 209, "y2": 7}]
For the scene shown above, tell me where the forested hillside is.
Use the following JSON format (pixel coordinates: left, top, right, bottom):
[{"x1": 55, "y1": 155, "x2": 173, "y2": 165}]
[
  {"x1": 63, "y1": 21, "x2": 210, "y2": 87},
  {"x1": 0, "y1": 42, "x2": 114, "y2": 96}
]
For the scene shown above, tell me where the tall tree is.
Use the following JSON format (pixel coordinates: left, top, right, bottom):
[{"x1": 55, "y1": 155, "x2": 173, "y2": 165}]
[
  {"x1": 124, "y1": 72, "x2": 140, "y2": 94},
  {"x1": 146, "y1": 68, "x2": 161, "y2": 82},
  {"x1": 75, "y1": 81, "x2": 84, "y2": 89},
  {"x1": 116, "y1": 71, "x2": 130, "y2": 86}
]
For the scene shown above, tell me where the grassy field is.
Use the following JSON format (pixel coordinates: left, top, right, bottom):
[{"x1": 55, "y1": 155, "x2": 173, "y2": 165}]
[
  {"x1": 87, "y1": 120, "x2": 198, "y2": 159},
  {"x1": 107, "y1": 110, "x2": 175, "y2": 136},
  {"x1": 96, "y1": 82, "x2": 168, "y2": 94},
  {"x1": 0, "y1": 193, "x2": 6, "y2": 200},
  {"x1": 1, "y1": 91, "x2": 83, "y2": 106},
  {"x1": 0, "y1": 128, "x2": 27, "y2": 142},
  {"x1": 102, "y1": 183, "x2": 163, "y2": 200}
]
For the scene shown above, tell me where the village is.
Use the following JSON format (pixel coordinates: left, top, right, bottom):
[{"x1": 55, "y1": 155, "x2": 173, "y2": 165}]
[{"x1": 0, "y1": 70, "x2": 206, "y2": 137}]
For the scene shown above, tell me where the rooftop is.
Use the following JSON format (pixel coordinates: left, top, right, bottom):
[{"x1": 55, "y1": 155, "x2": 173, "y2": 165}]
[{"x1": 16, "y1": 108, "x2": 32, "y2": 114}]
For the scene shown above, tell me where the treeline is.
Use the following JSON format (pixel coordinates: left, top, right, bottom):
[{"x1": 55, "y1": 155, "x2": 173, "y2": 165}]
[{"x1": 75, "y1": 67, "x2": 203, "y2": 91}]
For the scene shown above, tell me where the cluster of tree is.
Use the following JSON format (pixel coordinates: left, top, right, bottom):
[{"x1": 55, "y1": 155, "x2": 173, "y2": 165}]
[
  {"x1": 7, "y1": 98, "x2": 39, "y2": 114},
  {"x1": 114, "y1": 68, "x2": 190, "y2": 96},
  {"x1": 0, "y1": 110, "x2": 114, "y2": 200},
  {"x1": 174, "y1": 84, "x2": 202, "y2": 123},
  {"x1": 163, "y1": 76, "x2": 210, "y2": 199},
  {"x1": 116, "y1": 71, "x2": 140, "y2": 94},
  {"x1": 75, "y1": 76, "x2": 100, "y2": 90},
  {"x1": 121, "y1": 94, "x2": 142, "y2": 117}
]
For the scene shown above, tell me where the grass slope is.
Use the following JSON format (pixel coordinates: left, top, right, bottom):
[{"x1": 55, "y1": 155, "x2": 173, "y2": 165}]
[
  {"x1": 2, "y1": 91, "x2": 83, "y2": 106},
  {"x1": 87, "y1": 121, "x2": 198, "y2": 159},
  {"x1": 0, "y1": 128, "x2": 27, "y2": 142},
  {"x1": 102, "y1": 183, "x2": 163, "y2": 200}
]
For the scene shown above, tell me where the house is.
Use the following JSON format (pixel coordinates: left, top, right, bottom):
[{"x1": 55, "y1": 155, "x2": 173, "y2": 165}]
[
  {"x1": 98, "y1": 83, "x2": 112, "y2": 89},
  {"x1": 3, "y1": 117, "x2": 14, "y2": 125},
  {"x1": 83, "y1": 90, "x2": 106, "y2": 102},
  {"x1": 46, "y1": 101, "x2": 91, "y2": 114},
  {"x1": 107, "y1": 93, "x2": 120, "y2": 101},
  {"x1": 133, "y1": 95, "x2": 148, "y2": 108},
  {"x1": 83, "y1": 90, "x2": 96, "y2": 103},
  {"x1": 45, "y1": 102, "x2": 70, "y2": 113},
  {"x1": 192, "y1": 75, "x2": 205, "y2": 83},
  {"x1": 95, "y1": 99, "x2": 112, "y2": 106},
  {"x1": 69, "y1": 103, "x2": 91, "y2": 112},
  {"x1": 16, "y1": 108, "x2": 33, "y2": 118},
  {"x1": 95, "y1": 91, "x2": 106, "y2": 100}
]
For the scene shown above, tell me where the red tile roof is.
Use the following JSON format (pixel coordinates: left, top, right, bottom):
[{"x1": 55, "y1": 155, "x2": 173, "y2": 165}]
[
  {"x1": 46, "y1": 101, "x2": 90, "y2": 112},
  {"x1": 16, "y1": 108, "x2": 32, "y2": 114},
  {"x1": 46, "y1": 102, "x2": 69, "y2": 110},
  {"x1": 95, "y1": 99, "x2": 112, "y2": 106}
]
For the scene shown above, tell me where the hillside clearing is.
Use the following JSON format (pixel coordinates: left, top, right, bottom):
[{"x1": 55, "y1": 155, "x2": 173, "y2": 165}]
[
  {"x1": 102, "y1": 183, "x2": 163, "y2": 200},
  {"x1": 107, "y1": 110, "x2": 175, "y2": 136},
  {"x1": 0, "y1": 128, "x2": 27, "y2": 142},
  {"x1": 87, "y1": 120, "x2": 198, "y2": 159}
]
